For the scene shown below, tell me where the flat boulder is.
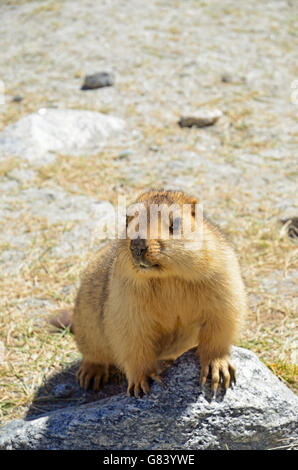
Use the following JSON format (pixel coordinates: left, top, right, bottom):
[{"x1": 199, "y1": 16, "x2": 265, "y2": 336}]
[
  {"x1": 0, "y1": 347, "x2": 297, "y2": 450},
  {"x1": 0, "y1": 108, "x2": 125, "y2": 165}
]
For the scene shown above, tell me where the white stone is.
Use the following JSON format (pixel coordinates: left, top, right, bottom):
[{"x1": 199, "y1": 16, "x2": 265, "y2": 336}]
[
  {"x1": 179, "y1": 109, "x2": 223, "y2": 128},
  {"x1": 0, "y1": 109, "x2": 125, "y2": 165}
]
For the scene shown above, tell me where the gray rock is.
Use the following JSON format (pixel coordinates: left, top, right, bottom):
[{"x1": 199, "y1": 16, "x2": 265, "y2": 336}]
[
  {"x1": 81, "y1": 72, "x2": 115, "y2": 90},
  {"x1": 178, "y1": 109, "x2": 223, "y2": 128},
  {"x1": 0, "y1": 347, "x2": 297, "y2": 450},
  {"x1": 0, "y1": 108, "x2": 125, "y2": 165}
]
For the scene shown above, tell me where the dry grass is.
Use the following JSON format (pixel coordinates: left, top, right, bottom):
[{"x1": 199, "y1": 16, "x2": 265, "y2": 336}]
[
  {"x1": 0, "y1": 311, "x2": 78, "y2": 421},
  {"x1": 32, "y1": 2, "x2": 62, "y2": 15},
  {"x1": 5, "y1": 0, "x2": 61, "y2": 8},
  {"x1": 0, "y1": 229, "x2": 83, "y2": 422},
  {"x1": 230, "y1": 217, "x2": 297, "y2": 386},
  {"x1": 36, "y1": 153, "x2": 137, "y2": 202},
  {"x1": 0, "y1": 157, "x2": 20, "y2": 177}
]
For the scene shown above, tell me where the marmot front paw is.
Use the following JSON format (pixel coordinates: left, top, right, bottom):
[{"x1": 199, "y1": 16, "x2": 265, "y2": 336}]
[
  {"x1": 199, "y1": 355, "x2": 236, "y2": 394},
  {"x1": 77, "y1": 360, "x2": 109, "y2": 391},
  {"x1": 127, "y1": 371, "x2": 162, "y2": 398}
]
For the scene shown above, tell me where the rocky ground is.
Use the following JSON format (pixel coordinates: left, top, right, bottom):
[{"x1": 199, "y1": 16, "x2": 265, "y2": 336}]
[{"x1": 0, "y1": 0, "x2": 297, "y2": 424}]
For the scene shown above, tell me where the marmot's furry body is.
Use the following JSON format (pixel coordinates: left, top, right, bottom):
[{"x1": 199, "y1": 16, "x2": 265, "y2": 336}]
[{"x1": 73, "y1": 190, "x2": 247, "y2": 396}]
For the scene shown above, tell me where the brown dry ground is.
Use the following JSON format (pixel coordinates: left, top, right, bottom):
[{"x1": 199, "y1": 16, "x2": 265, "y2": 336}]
[{"x1": 0, "y1": 0, "x2": 297, "y2": 424}]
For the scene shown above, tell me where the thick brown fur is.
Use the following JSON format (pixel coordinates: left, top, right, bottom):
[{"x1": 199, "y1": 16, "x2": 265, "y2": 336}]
[{"x1": 73, "y1": 190, "x2": 248, "y2": 396}]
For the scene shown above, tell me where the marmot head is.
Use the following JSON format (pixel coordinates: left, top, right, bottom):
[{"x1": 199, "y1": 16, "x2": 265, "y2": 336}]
[{"x1": 118, "y1": 190, "x2": 209, "y2": 280}]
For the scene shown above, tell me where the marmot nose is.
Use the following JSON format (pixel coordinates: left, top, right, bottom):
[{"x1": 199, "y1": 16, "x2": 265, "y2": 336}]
[{"x1": 131, "y1": 238, "x2": 148, "y2": 258}]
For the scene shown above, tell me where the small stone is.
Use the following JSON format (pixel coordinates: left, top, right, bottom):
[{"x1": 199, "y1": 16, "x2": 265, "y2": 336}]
[
  {"x1": 117, "y1": 149, "x2": 132, "y2": 159},
  {"x1": 178, "y1": 109, "x2": 223, "y2": 128},
  {"x1": 11, "y1": 95, "x2": 24, "y2": 103},
  {"x1": 81, "y1": 72, "x2": 115, "y2": 90},
  {"x1": 221, "y1": 73, "x2": 246, "y2": 84},
  {"x1": 221, "y1": 73, "x2": 234, "y2": 83}
]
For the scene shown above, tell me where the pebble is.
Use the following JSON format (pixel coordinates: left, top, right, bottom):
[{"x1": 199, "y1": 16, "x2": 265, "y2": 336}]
[
  {"x1": 221, "y1": 73, "x2": 246, "y2": 84},
  {"x1": 221, "y1": 73, "x2": 234, "y2": 83},
  {"x1": 117, "y1": 149, "x2": 132, "y2": 159},
  {"x1": 81, "y1": 72, "x2": 115, "y2": 90},
  {"x1": 11, "y1": 95, "x2": 24, "y2": 103},
  {"x1": 178, "y1": 109, "x2": 223, "y2": 128}
]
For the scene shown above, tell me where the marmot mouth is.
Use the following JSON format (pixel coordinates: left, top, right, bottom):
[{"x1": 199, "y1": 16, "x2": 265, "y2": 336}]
[{"x1": 139, "y1": 262, "x2": 160, "y2": 270}]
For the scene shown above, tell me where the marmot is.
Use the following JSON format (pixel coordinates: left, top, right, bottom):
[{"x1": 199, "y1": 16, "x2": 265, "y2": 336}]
[{"x1": 56, "y1": 190, "x2": 247, "y2": 397}]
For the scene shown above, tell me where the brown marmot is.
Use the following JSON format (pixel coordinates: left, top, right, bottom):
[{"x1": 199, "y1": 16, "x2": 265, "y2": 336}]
[{"x1": 57, "y1": 190, "x2": 247, "y2": 397}]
